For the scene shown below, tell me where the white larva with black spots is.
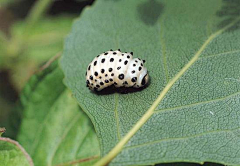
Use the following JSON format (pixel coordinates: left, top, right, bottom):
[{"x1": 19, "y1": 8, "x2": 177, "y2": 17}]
[{"x1": 86, "y1": 49, "x2": 149, "y2": 91}]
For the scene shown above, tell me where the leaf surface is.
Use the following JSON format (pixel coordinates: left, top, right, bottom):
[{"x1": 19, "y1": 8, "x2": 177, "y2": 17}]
[
  {"x1": 61, "y1": 0, "x2": 240, "y2": 165},
  {"x1": 0, "y1": 137, "x2": 33, "y2": 166},
  {"x1": 18, "y1": 59, "x2": 100, "y2": 166}
]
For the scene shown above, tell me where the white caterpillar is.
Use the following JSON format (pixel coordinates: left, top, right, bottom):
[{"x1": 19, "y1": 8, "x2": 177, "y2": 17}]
[{"x1": 86, "y1": 49, "x2": 149, "y2": 91}]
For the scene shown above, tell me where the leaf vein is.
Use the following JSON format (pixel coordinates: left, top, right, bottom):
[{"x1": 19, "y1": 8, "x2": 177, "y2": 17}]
[
  {"x1": 30, "y1": 90, "x2": 66, "y2": 156},
  {"x1": 199, "y1": 49, "x2": 240, "y2": 60},
  {"x1": 124, "y1": 128, "x2": 240, "y2": 150},
  {"x1": 49, "y1": 113, "x2": 81, "y2": 165},
  {"x1": 154, "y1": 90, "x2": 240, "y2": 114},
  {"x1": 54, "y1": 155, "x2": 99, "y2": 166},
  {"x1": 74, "y1": 128, "x2": 92, "y2": 159},
  {"x1": 94, "y1": 17, "x2": 240, "y2": 166}
]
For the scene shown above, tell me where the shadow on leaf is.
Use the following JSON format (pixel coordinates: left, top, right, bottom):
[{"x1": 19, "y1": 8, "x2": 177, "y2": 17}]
[
  {"x1": 92, "y1": 77, "x2": 151, "y2": 95},
  {"x1": 217, "y1": 0, "x2": 240, "y2": 31},
  {"x1": 137, "y1": 0, "x2": 164, "y2": 26}
]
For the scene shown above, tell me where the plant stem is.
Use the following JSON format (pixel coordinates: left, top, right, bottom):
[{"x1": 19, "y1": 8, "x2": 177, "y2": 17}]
[{"x1": 94, "y1": 18, "x2": 240, "y2": 166}]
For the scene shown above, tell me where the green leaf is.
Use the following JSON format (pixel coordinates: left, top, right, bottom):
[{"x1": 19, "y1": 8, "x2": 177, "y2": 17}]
[
  {"x1": 17, "y1": 59, "x2": 100, "y2": 166},
  {"x1": 0, "y1": 137, "x2": 33, "y2": 166},
  {"x1": 8, "y1": 15, "x2": 75, "y2": 91},
  {"x1": 61, "y1": 0, "x2": 240, "y2": 165}
]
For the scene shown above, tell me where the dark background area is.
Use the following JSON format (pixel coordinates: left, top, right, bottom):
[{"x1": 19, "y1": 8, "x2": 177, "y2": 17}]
[{"x1": 0, "y1": 0, "x2": 95, "y2": 139}]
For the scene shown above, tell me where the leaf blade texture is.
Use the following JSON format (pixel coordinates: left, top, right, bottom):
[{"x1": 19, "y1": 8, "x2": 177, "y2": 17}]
[
  {"x1": 0, "y1": 137, "x2": 33, "y2": 166},
  {"x1": 18, "y1": 59, "x2": 100, "y2": 166},
  {"x1": 61, "y1": 0, "x2": 240, "y2": 165}
]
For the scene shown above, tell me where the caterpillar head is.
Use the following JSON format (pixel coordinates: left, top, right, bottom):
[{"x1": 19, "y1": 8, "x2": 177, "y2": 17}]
[{"x1": 131, "y1": 59, "x2": 149, "y2": 88}]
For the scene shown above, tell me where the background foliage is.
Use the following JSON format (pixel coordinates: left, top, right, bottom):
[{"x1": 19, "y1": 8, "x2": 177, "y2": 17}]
[{"x1": 1, "y1": 0, "x2": 240, "y2": 165}]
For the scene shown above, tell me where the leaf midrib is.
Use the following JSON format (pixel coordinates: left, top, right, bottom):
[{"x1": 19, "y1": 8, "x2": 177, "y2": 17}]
[
  {"x1": 94, "y1": 16, "x2": 240, "y2": 166},
  {"x1": 128, "y1": 90, "x2": 240, "y2": 152}
]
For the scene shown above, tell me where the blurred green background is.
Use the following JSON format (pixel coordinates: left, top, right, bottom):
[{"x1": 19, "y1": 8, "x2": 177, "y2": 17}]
[{"x1": 0, "y1": 0, "x2": 94, "y2": 139}]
